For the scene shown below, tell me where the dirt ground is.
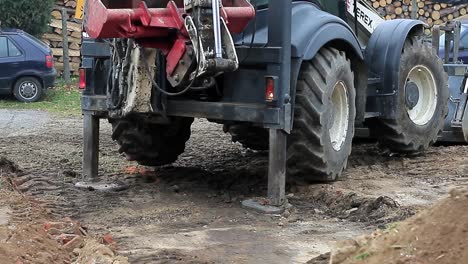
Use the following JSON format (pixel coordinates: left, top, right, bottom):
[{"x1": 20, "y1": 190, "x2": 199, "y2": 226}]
[
  {"x1": 0, "y1": 157, "x2": 129, "y2": 264},
  {"x1": 0, "y1": 109, "x2": 467, "y2": 263},
  {"x1": 323, "y1": 187, "x2": 468, "y2": 264}
]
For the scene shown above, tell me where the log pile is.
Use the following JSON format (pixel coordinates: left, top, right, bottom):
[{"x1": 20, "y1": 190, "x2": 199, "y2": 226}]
[
  {"x1": 367, "y1": 0, "x2": 468, "y2": 34},
  {"x1": 41, "y1": 0, "x2": 82, "y2": 76}
]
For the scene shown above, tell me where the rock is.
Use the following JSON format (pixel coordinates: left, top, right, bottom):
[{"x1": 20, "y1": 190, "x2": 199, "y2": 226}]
[
  {"x1": 73, "y1": 248, "x2": 81, "y2": 256},
  {"x1": 46, "y1": 228, "x2": 62, "y2": 235},
  {"x1": 43, "y1": 221, "x2": 68, "y2": 231},
  {"x1": 63, "y1": 170, "x2": 77, "y2": 177},
  {"x1": 170, "y1": 185, "x2": 180, "y2": 193},
  {"x1": 58, "y1": 234, "x2": 79, "y2": 245},
  {"x1": 113, "y1": 256, "x2": 130, "y2": 264},
  {"x1": 63, "y1": 235, "x2": 84, "y2": 249},
  {"x1": 102, "y1": 233, "x2": 115, "y2": 245},
  {"x1": 314, "y1": 208, "x2": 324, "y2": 214},
  {"x1": 343, "y1": 207, "x2": 359, "y2": 218}
]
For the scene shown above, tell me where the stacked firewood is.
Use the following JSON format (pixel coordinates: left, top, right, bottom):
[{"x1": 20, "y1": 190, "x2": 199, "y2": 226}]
[
  {"x1": 368, "y1": 0, "x2": 468, "y2": 33},
  {"x1": 42, "y1": 0, "x2": 82, "y2": 76}
]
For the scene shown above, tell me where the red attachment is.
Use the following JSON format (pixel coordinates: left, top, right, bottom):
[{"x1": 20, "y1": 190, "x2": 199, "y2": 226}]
[
  {"x1": 84, "y1": 0, "x2": 255, "y2": 79},
  {"x1": 79, "y1": 68, "x2": 86, "y2": 90},
  {"x1": 85, "y1": 0, "x2": 254, "y2": 39},
  {"x1": 266, "y1": 77, "x2": 275, "y2": 102},
  {"x1": 85, "y1": 0, "x2": 185, "y2": 40},
  {"x1": 46, "y1": 55, "x2": 54, "y2": 69},
  {"x1": 166, "y1": 39, "x2": 186, "y2": 76}
]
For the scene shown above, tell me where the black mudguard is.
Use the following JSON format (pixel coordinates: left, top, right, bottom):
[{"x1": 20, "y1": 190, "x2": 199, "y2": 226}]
[
  {"x1": 236, "y1": 2, "x2": 363, "y2": 60},
  {"x1": 290, "y1": 3, "x2": 363, "y2": 61},
  {"x1": 365, "y1": 19, "x2": 424, "y2": 118},
  {"x1": 290, "y1": 3, "x2": 366, "y2": 122}
]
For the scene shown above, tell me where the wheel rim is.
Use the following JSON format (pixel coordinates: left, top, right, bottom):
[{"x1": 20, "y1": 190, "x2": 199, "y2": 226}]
[
  {"x1": 18, "y1": 81, "x2": 38, "y2": 100},
  {"x1": 405, "y1": 65, "x2": 438, "y2": 126},
  {"x1": 329, "y1": 81, "x2": 349, "y2": 151}
]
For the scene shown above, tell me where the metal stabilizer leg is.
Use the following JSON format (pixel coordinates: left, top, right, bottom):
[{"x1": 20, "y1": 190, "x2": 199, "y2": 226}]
[
  {"x1": 242, "y1": 128, "x2": 287, "y2": 214},
  {"x1": 75, "y1": 112, "x2": 128, "y2": 191}
]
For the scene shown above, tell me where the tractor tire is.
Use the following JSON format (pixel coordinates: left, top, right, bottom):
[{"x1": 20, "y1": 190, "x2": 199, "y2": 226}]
[
  {"x1": 368, "y1": 36, "x2": 448, "y2": 153},
  {"x1": 110, "y1": 116, "x2": 193, "y2": 166},
  {"x1": 224, "y1": 123, "x2": 268, "y2": 151},
  {"x1": 287, "y1": 47, "x2": 356, "y2": 182}
]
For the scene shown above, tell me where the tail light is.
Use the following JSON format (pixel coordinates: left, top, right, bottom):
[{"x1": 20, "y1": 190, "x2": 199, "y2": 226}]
[
  {"x1": 46, "y1": 55, "x2": 54, "y2": 68},
  {"x1": 79, "y1": 68, "x2": 86, "y2": 89},
  {"x1": 265, "y1": 76, "x2": 277, "y2": 103}
]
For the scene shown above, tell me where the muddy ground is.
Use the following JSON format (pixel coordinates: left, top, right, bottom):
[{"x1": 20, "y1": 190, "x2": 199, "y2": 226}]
[{"x1": 0, "y1": 109, "x2": 467, "y2": 263}]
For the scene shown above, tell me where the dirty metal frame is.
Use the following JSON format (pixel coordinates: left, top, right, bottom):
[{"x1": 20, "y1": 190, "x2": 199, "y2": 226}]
[
  {"x1": 432, "y1": 20, "x2": 468, "y2": 142},
  {"x1": 81, "y1": 0, "x2": 292, "y2": 211},
  {"x1": 85, "y1": 0, "x2": 254, "y2": 83}
]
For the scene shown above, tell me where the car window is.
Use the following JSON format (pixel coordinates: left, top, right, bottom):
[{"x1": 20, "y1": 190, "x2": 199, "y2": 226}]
[
  {"x1": 23, "y1": 32, "x2": 49, "y2": 49},
  {"x1": 0, "y1": 37, "x2": 7, "y2": 57},
  {"x1": 8, "y1": 39, "x2": 22, "y2": 56}
]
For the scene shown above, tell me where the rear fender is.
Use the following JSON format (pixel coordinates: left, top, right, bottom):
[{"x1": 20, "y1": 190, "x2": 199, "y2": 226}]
[
  {"x1": 11, "y1": 71, "x2": 44, "y2": 91},
  {"x1": 289, "y1": 3, "x2": 367, "y2": 122},
  {"x1": 291, "y1": 3, "x2": 363, "y2": 61},
  {"x1": 365, "y1": 19, "x2": 425, "y2": 118}
]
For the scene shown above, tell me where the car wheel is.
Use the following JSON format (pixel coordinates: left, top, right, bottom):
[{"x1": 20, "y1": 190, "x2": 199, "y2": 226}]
[{"x1": 13, "y1": 77, "x2": 44, "y2": 103}]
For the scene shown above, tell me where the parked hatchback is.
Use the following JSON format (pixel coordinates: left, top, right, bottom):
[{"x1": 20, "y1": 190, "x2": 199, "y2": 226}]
[{"x1": 0, "y1": 29, "x2": 56, "y2": 102}]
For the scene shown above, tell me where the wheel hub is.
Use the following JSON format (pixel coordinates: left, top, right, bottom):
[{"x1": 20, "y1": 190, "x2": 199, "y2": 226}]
[
  {"x1": 329, "y1": 81, "x2": 349, "y2": 151},
  {"x1": 405, "y1": 81, "x2": 420, "y2": 110},
  {"x1": 405, "y1": 65, "x2": 438, "y2": 126},
  {"x1": 19, "y1": 82, "x2": 37, "y2": 100}
]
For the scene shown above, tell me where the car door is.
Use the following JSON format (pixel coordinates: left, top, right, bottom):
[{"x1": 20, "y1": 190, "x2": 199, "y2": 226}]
[{"x1": 0, "y1": 36, "x2": 25, "y2": 92}]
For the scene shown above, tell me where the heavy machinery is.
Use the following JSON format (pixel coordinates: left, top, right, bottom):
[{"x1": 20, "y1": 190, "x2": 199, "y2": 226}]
[
  {"x1": 344, "y1": 0, "x2": 468, "y2": 143},
  {"x1": 79, "y1": 0, "x2": 449, "y2": 212},
  {"x1": 433, "y1": 16, "x2": 468, "y2": 143}
]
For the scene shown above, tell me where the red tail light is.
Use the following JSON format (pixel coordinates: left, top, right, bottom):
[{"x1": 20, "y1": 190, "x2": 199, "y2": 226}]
[
  {"x1": 46, "y1": 55, "x2": 54, "y2": 68},
  {"x1": 79, "y1": 68, "x2": 86, "y2": 89},
  {"x1": 266, "y1": 77, "x2": 276, "y2": 102}
]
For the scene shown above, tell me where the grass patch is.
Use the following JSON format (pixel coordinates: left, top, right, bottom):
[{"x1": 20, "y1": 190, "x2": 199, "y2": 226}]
[
  {"x1": 355, "y1": 252, "x2": 370, "y2": 261},
  {"x1": 386, "y1": 222, "x2": 398, "y2": 230},
  {"x1": 0, "y1": 77, "x2": 82, "y2": 115}
]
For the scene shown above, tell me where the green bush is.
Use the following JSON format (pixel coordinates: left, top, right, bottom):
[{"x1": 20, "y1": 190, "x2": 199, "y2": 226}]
[{"x1": 0, "y1": 0, "x2": 54, "y2": 37}]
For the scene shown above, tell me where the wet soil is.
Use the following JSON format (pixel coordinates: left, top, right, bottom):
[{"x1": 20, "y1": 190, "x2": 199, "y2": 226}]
[{"x1": 0, "y1": 109, "x2": 467, "y2": 263}]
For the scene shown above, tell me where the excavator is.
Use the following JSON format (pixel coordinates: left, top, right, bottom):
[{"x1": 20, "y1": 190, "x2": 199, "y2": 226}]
[{"x1": 78, "y1": 0, "x2": 455, "y2": 212}]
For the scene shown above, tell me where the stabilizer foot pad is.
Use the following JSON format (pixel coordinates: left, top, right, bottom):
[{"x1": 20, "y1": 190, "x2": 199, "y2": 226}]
[
  {"x1": 75, "y1": 181, "x2": 129, "y2": 192},
  {"x1": 241, "y1": 198, "x2": 285, "y2": 214}
]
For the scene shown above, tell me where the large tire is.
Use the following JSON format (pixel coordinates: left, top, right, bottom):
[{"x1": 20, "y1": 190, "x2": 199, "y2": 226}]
[
  {"x1": 287, "y1": 47, "x2": 356, "y2": 182},
  {"x1": 110, "y1": 116, "x2": 193, "y2": 166},
  {"x1": 368, "y1": 36, "x2": 448, "y2": 153}
]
